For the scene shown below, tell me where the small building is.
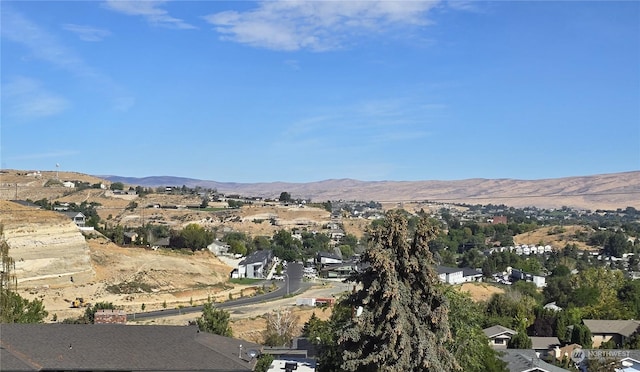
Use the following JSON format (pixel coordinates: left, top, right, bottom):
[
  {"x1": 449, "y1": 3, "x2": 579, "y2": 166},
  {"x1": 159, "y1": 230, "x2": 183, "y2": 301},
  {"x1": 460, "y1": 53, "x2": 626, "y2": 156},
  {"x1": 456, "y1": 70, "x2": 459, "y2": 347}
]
[
  {"x1": 530, "y1": 337, "x2": 561, "y2": 357},
  {"x1": 62, "y1": 211, "x2": 86, "y2": 227},
  {"x1": 208, "y1": 240, "x2": 230, "y2": 255},
  {"x1": 316, "y1": 251, "x2": 342, "y2": 266},
  {"x1": 150, "y1": 237, "x2": 170, "y2": 250},
  {"x1": 123, "y1": 231, "x2": 138, "y2": 245},
  {"x1": 583, "y1": 319, "x2": 640, "y2": 348},
  {"x1": 510, "y1": 268, "x2": 546, "y2": 288},
  {"x1": 483, "y1": 325, "x2": 517, "y2": 349},
  {"x1": 238, "y1": 250, "x2": 273, "y2": 279},
  {"x1": 63, "y1": 181, "x2": 75, "y2": 188},
  {"x1": 319, "y1": 262, "x2": 358, "y2": 279},
  {"x1": 462, "y1": 267, "x2": 483, "y2": 282},
  {"x1": 552, "y1": 343, "x2": 582, "y2": 362},
  {"x1": 437, "y1": 266, "x2": 464, "y2": 285},
  {"x1": 500, "y1": 349, "x2": 571, "y2": 372}
]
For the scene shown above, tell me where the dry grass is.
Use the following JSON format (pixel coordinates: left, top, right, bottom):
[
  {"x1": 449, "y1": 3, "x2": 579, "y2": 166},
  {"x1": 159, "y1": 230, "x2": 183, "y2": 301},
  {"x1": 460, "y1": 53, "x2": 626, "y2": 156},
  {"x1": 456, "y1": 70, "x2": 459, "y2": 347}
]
[
  {"x1": 514, "y1": 225, "x2": 593, "y2": 250},
  {"x1": 457, "y1": 282, "x2": 505, "y2": 302}
]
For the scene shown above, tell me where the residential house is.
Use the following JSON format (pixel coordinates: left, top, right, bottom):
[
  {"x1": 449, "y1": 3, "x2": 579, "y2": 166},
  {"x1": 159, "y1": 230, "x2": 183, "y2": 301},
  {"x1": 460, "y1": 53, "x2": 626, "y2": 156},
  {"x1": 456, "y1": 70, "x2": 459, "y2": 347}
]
[
  {"x1": 0, "y1": 323, "x2": 260, "y2": 371},
  {"x1": 262, "y1": 338, "x2": 318, "y2": 371},
  {"x1": 150, "y1": 237, "x2": 170, "y2": 250},
  {"x1": 123, "y1": 231, "x2": 138, "y2": 245},
  {"x1": 238, "y1": 250, "x2": 273, "y2": 279},
  {"x1": 619, "y1": 355, "x2": 640, "y2": 372},
  {"x1": 530, "y1": 337, "x2": 561, "y2": 358},
  {"x1": 316, "y1": 251, "x2": 342, "y2": 267},
  {"x1": 63, "y1": 181, "x2": 75, "y2": 188},
  {"x1": 462, "y1": 267, "x2": 483, "y2": 282},
  {"x1": 62, "y1": 211, "x2": 86, "y2": 227},
  {"x1": 552, "y1": 344, "x2": 582, "y2": 362},
  {"x1": 208, "y1": 240, "x2": 231, "y2": 255},
  {"x1": 500, "y1": 349, "x2": 571, "y2": 372},
  {"x1": 510, "y1": 268, "x2": 546, "y2": 288},
  {"x1": 437, "y1": 266, "x2": 464, "y2": 285},
  {"x1": 583, "y1": 319, "x2": 640, "y2": 348},
  {"x1": 483, "y1": 325, "x2": 517, "y2": 349},
  {"x1": 319, "y1": 262, "x2": 358, "y2": 279}
]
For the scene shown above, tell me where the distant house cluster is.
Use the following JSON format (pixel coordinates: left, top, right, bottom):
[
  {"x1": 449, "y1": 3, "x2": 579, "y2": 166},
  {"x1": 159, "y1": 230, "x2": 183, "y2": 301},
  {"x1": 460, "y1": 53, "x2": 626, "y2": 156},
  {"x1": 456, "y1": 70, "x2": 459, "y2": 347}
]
[{"x1": 486, "y1": 244, "x2": 554, "y2": 256}]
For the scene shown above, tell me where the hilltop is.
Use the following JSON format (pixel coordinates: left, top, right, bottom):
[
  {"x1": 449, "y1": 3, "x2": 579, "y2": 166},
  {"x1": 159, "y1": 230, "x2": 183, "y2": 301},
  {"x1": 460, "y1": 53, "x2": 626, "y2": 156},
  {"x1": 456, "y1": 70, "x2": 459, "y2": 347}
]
[
  {"x1": 1, "y1": 169, "x2": 638, "y2": 210},
  {"x1": 103, "y1": 171, "x2": 640, "y2": 210}
]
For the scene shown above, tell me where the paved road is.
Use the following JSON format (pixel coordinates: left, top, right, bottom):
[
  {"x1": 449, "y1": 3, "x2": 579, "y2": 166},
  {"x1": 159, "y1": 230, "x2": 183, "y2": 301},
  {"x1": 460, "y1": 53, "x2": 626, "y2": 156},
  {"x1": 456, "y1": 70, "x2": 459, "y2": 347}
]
[{"x1": 127, "y1": 262, "x2": 307, "y2": 321}]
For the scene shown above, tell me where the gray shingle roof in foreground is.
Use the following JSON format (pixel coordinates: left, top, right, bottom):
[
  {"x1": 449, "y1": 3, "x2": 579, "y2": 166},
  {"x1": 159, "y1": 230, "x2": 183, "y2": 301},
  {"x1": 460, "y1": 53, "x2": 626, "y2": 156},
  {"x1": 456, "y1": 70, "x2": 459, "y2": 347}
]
[
  {"x1": 0, "y1": 324, "x2": 260, "y2": 371},
  {"x1": 501, "y1": 349, "x2": 571, "y2": 372}
]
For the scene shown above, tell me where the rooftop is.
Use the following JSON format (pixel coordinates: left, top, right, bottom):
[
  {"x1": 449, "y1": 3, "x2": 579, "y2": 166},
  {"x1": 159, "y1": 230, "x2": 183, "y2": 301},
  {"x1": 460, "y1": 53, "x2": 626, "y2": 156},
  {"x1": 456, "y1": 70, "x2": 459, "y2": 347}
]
[{"x1": 0, "y1": 324, "x2": 260, "y2": 371}]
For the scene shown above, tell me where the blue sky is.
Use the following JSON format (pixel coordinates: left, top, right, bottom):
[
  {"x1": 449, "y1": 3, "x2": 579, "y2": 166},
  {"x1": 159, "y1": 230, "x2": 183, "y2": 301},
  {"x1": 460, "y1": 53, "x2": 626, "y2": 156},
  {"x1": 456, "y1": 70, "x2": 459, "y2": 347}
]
[{"x1": 1, "y1": 1, "x2": 638, "y2": 183}]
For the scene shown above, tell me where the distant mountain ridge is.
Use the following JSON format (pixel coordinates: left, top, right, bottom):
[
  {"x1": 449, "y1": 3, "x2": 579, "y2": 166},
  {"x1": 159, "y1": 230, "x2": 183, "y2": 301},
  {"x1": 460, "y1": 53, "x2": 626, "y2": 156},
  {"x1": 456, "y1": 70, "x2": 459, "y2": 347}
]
[{"x1": 101, "y1": 171, "x2": 640, "y2": 210}]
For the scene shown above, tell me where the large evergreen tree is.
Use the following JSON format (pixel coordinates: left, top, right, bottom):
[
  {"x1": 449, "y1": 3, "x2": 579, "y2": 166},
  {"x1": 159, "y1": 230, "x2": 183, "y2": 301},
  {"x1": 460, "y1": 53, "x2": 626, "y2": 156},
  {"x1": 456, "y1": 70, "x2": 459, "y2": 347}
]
[{"x1": 335, "y1": 211, "x2": 459, "y2": 371}]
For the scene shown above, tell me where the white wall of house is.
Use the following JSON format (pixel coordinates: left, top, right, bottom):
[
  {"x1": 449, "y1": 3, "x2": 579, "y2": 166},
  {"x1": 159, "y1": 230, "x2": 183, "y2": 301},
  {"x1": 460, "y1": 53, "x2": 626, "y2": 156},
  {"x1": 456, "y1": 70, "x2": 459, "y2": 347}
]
[
  {"x1": 439, "y1": 271, "x2": 464, "y2": 285},
  {"x1": 320, "y1": 257, "x2": 342, "y2": 265},
  {"x1": 489, "y1": 335, "x2": 511, "y2": 350}
]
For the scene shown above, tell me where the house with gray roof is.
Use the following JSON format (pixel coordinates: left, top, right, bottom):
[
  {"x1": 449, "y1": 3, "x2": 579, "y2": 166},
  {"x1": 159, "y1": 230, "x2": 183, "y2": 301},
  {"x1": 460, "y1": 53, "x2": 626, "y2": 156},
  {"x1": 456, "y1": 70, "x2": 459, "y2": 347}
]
[
  {"x1": 583, "y1": 319, "x2": 640, "y2": 348},
  {"x1": 238, "y1": 250, "x2": 273, "y2": 278},
  {"x1": 61, "y1": 211, "x2": 86, "y2": 227},
  {"x1": 483, "y1": 325, "x2": 517, "y2": 349},
  {"x1": 530, "y1": 336, "x2": 561, "y2": 357},
  {"x1": 316, "y1": 251, "x2": 342, "y2": 267},
  {"x1": 437, "y1": 266, "x2": 464, "y2": 285},
  {"x1": 500, "y1": 349, "x2": 571, "y2": 372},
  {"x1": 0, "y1": 323, "x2": 260, "y2": 371}
]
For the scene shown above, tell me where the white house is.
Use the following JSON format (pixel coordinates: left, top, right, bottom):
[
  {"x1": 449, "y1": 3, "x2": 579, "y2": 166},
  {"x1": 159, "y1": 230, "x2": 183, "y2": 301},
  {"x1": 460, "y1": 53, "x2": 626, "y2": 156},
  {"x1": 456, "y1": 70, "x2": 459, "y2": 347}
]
[
  {"x1": 317, "y1": 251, "x2": 342, "y2": 266},
  {"x1": 62, "y1": 211, "x2": 86, "y2": 227},
  {"x1": 207, "y1": 240, "x2": 230, "y2": 256},
  {"x1": 237, "y1": 250, "x2": 273, "y2": 279},
  {"x1": 437, "y1": 266, "x2": 464, "y2": 285},
  {"x1": 63, "y1": 181, "x2": 75, "y2": 188}
]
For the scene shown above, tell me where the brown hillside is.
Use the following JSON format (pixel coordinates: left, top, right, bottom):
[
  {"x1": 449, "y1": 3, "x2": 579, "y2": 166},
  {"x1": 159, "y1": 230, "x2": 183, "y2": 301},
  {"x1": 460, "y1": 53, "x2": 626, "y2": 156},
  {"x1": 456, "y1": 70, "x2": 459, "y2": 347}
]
[
  {"x1": 514, "y1": 225, "x2": 593, "y2": 251},
  {"x1": 3, "y1": 169, "x2": 639, "y2": 210}
]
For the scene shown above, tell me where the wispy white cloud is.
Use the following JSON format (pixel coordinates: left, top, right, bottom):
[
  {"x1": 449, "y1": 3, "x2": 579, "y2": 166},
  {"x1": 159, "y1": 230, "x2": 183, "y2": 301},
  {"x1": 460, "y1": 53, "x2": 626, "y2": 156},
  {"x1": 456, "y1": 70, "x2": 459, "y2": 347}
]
[
  {"x1": 2, "y1": 76, "x2": 70, "y2": 120},
  {"x1": 284, "y1": 59, "x2": 301, "y2": 70},
  {"x1": 203, "y1": 0, "x2": 442, "y2": 51},
  {"x1": 445, "y1": 0, "x2": 482, "y2": 12},
  {"x1": 1, "y1": 9, "x2": 134, "y2": 111},
  {"x1": 7, "y1": 150, "x2": 79, "y2": 161},
  {"x1": 2, "y1": 11, "x2": 93, "y2": 76},
  {"x1": 279, "y1": 97, "x2": 444, "y2": 153},
  {"x1": 103, "y1": 0, "x2": 195, "y2": 29},
  {"x1": 63, "y1": 24, "x2": 111, "y2": 41}
]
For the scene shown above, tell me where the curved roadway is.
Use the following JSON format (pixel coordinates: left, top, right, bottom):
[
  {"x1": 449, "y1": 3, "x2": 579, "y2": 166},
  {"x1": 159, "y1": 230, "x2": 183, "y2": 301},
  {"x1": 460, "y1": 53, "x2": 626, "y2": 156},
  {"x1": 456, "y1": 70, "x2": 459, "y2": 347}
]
[{"x1": 127, "y1": 262, "x2": 306, "y2": 321}]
